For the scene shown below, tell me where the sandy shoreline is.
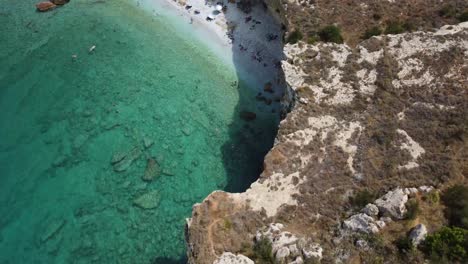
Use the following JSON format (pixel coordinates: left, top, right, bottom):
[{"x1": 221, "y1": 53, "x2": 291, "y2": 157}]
[{"x1": 138, "y1": 0, "x2": 286, "y2": 108}]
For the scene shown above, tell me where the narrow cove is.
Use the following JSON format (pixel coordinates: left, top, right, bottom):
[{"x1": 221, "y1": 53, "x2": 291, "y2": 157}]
[{"x1": 0, "y1": 0, "x2": 282, "y2": 263}]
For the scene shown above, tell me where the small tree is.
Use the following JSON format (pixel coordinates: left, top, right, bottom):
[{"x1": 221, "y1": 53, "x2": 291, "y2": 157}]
[
  {"x1": 253, "y1": 237, "x2": 274, "y2": 264},
  {"x1": 350, "y1": 189, "x2": 377, "y2": 208},
  {"x1": 363, "y1": 26, "x2": 382, "y2": 39},
  {"x1": 459, "y1": 11, "x2": 468, "y2": 22},
  {"x1": 318, "y1": 25, "x2": 344, "y2": 44},
  {"x1": 405, "y1": 199, "x2": 420, "y2": 220},
  {"x1": 442, "y1": 185, "x2": 468, "y2": 229},
  {"x1": 286, "y1": 30, "x2": 303, "y2": 44},
  {"x1": 421, "y1": 226, "x2": 468, "y2": 262},
  {"x1": 385, "y1": 21, "x2": 405, "y2": 34}
]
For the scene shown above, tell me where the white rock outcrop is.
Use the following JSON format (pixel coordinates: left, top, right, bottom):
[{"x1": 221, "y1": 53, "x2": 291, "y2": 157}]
[
  {"x1": 256, "y1": 223, "x2": 323, "y2": 261},
  {"x1": 374, "y1": 188, "x2": 408, "y2": 219},
  {"x1": 275, "y1": 246, "x2": 290, "y2": 262},
  {"x1": 302, "y1": 243, "x2": 323, "y2": 260},
  {"x1": 409, "y1": 224, "x2": 428, "y2": 246},
  {"x1": 213, "y1": 252, "x2": 254, "y2": 264},
  {"x1": 343, "y1": 213, "x2": 380, "y2": 234},
  {"x1": 362, "y1": 203, "x2": 379, "y2": 216},
  {"x1": 290, "y1": 256, "x2": 304, "y2": 264}
]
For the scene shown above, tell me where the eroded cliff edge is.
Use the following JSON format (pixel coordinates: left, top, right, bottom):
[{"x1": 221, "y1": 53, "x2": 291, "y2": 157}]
[{"x1": 185, "y1": 1, "x2": 468, "y2": 263}]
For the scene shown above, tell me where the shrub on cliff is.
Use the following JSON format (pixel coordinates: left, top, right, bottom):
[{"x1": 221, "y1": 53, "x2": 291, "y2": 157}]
[
  {"x1": 441, "y1": 185, "x2": 468, "y2": 229},
  {"x1": 318, "y1": 25, "x2": 344, "y2": 44},
  {"x1": 286, "y1": 30, "x2": 303, "y2": 44},
  {"x1": 385, "y1": 21, "x2": 405, "y2": 34},
  {"x1": 459, "y1": 11, "x2": 468, "y2": 22},
  {"x1": 252, "y1": 237, "x2": 274, "y2": 263},
  {"x1": 395, "y1": 236, "x2": 414, "y2": 254},
  {"x1": 438, "y1": 5, "x2": 456, "y2": 18},
  {"x1": 350, "y1": 189, "x2": 377, "y2": 208},
  {"x1": 421, "y1": 226, "x2": 468, "y2": 262},
  {"x1": 405, "y1": 199, "x2": 420, "y2": 220},
  {"x1": 423, "y1": 190, "x2": 440, "y2": 205},
  {"x1": 363, "y1": 26, "x2": 382, "y2": 39}
]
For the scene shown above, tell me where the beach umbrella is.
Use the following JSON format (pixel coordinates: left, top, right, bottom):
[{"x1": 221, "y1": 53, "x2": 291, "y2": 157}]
[{"x1": 216, "y1": 4, "x2": 223, "y2": 11}]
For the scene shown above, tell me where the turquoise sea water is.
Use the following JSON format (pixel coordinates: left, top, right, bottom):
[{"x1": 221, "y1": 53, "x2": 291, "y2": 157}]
[{"x1": 0, "y1": 0, "x2": 279, "y2": 263}]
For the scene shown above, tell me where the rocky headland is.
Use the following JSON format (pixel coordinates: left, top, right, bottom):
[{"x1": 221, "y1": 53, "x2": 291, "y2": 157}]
[{"x1": 184, "y1": 0, "x2": 468, "y2": 263}]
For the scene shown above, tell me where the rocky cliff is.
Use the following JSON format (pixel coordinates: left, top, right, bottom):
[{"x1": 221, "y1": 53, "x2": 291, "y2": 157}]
[{"x1": 185, "y1": 1, "x2": 468, "y2": 263}]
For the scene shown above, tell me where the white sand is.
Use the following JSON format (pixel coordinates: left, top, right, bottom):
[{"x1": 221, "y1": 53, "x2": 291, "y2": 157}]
[{"x1": 137, "y1": 0, "x2": 285, "y2": 97}]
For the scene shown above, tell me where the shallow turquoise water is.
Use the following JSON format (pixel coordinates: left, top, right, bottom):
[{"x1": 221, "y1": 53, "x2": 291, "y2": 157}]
[{"x1": 0, "y1": 0, "x2": 278, "y2": 263}]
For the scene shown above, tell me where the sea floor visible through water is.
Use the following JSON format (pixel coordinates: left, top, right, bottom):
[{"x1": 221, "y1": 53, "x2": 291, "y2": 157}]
[{"x1": 0, "y1": 0, "x2": 279, "y2": 263}]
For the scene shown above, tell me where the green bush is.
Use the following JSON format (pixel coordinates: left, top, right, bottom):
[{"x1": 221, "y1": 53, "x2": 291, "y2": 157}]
[
  {"x1": 441, "y1": 185, "x2": 468, "y2": 229},
  {"x1": 318, "y1": 25, "x2": 344, "y2": 44},
  {"x1": 421, "y1": 226, "x2": 468, "y2": 262},
  {"x1": 459, "y1": 11, "x2": 468, "y2": 22},
  {"x1": 252, "y1": 237, "x2": 274, "y2": 264},
  {"x1": 423, "y1": 191, "x2": 440, "y2": 205},
  {"x1": 363, "y1": 26, "x2": 382, "y2": 39},
  {"x1": 439, "y1": 5, "x2": 456, "y2": 18},
  {"x1": 286, "y1": 30, "x2": 303, "y2": 44},
  {"x1": 405, "y1": 200, "x2": 420, "y2": 220},
  {"x1": 223, "y1": 218, "x2": 232, "y2": 230},
  {"x1": 350, "y1": 189, "x2": 377, "y2": 208},
  {"x1": 307, "y1": 35, "x2": 319, "y2": 45},
  {"x1": 385, "y1": 21, "x2": 405, "y2": 34},
  {"x1": 395, "y1": 236, "x2": 414, "y2": 254}
]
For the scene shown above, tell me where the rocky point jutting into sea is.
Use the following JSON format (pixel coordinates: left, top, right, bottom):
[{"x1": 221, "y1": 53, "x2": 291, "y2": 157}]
[{"x1": 183, "y1": 0, "x2": 468, "y2": 263}]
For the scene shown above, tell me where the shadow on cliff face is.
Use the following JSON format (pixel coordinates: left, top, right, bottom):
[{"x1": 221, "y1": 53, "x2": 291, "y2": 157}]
[{"x1": 217, "y1": 0, "x2": 288, "y2": 192}]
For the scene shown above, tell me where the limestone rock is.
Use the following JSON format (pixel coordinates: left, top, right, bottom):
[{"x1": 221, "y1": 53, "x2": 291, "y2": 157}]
[
  {"x1": 419, "y1": 186, "x2": 434, "y2": 193},
  {"x1": 409, "y1": 224, "x2": 427, "y2": 246},
  {"x1": 36, "y1": 1, "x2": 56, "y2": 12},
  {"x1": 289, "y1": 244, "x2": 300, "y2": 257},
  {"x1": 133, "y1": 190, "x2": 161, "y2": 209},
  {"x1": 374, "y1": 188, "x2": 408, "y2": 219},
  {"x1": 355, "y1": 239, "x2": 369, "y2": 250},
  {"x1": 142, "y1": 158, "x2": 160, "y2": 182},
  {"x1": 375, "y1": 220, "x2": 386, "y2": 229},
  {"x1": 343, "y1": 213, "x2": 379, "y2": 234},
  {"x1": 302, "y1": 243, "x2": 323, "y2": 260},
  {"x1": 275, "y1": 246, "x2": 290, "y2": 262},
  {"x1": 112, "y1": 147, "x2": 141, "y2": 172},
  {"x1": 362, "y1": 203, "x2": 379, "y2": 217},
  {"x1": 290, "y1": 256, "x2": 304, "y2": 264},
  {"x1": 213, "y1": 252, "x2": 254, "y2": 264},
  {"x1": 380, "y1": 216, "x2": 392, "y2": 223},
  {"x1": 271, "y1": 231, "x2": 298, "y2": 252}
]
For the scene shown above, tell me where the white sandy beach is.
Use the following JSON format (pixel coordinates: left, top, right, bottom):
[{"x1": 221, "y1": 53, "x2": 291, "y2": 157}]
[{"x1": 138, "y1": 0, "x2": 286, "y2": 108}]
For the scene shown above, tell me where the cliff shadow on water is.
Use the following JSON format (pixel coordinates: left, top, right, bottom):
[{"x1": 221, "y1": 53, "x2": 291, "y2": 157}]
[{"x1": 218, "y1": 0, "x2": 289, "y2": 192}]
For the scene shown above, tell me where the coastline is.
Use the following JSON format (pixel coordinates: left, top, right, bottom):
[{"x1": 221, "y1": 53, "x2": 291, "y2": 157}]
[{"x1": 136, "y1": 0, "x2": 286, "y2": 101}]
